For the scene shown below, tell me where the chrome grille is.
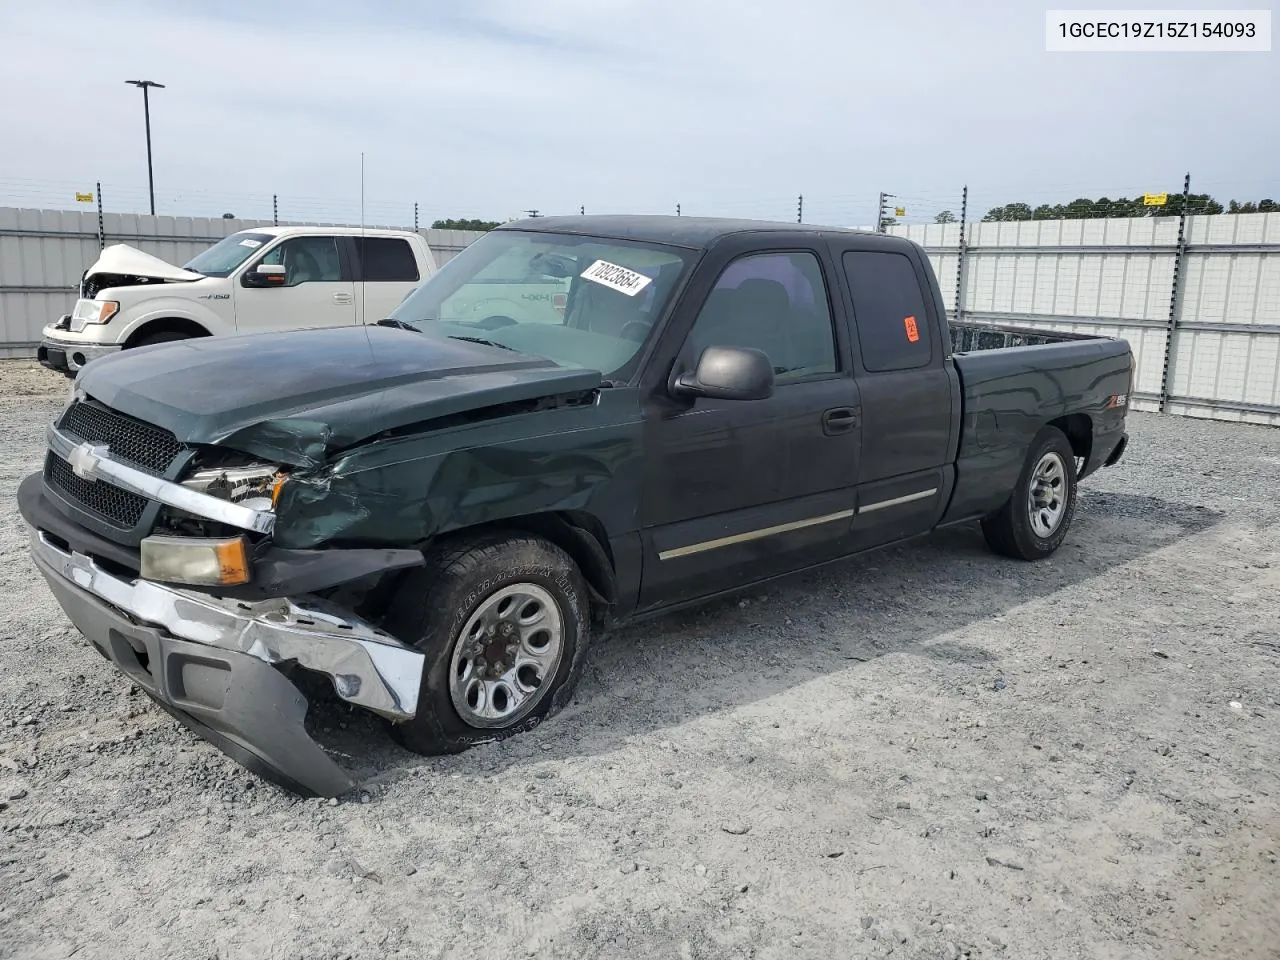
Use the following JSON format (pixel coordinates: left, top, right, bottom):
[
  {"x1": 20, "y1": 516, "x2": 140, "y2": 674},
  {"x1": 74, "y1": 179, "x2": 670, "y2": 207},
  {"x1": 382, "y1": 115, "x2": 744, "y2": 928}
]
[
  {"x1": 59, "y1": 401, "x2": 185, "y2": 475},
  {"x1": 44, "y1": 452, "x2": 149, "y2": 528}
]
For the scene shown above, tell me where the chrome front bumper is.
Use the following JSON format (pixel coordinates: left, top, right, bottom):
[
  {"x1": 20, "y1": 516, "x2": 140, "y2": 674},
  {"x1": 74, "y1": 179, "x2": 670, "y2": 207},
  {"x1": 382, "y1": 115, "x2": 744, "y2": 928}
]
[
  {"x1": 38, "y1": 334, "x2": 122, "y2": 373},
  {"x1": 30, "y1": 529, "x2": 424, "y2": 721}
]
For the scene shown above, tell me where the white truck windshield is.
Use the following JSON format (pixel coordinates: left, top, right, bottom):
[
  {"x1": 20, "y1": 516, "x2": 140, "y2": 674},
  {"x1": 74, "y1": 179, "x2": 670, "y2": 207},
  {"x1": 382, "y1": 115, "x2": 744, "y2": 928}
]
[{"x1": 183, "y1": 232, "x2": 274, "y2": 278}]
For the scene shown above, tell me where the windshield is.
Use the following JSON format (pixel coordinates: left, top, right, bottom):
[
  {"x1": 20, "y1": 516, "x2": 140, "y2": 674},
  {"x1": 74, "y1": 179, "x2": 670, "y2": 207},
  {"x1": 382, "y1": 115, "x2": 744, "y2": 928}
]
[
  {"x1": 387, "y1": 230, "x2": 694, "y2": 380},
  {"x1": 183, "y1": 232, "x2": 274, "y2": 277}
]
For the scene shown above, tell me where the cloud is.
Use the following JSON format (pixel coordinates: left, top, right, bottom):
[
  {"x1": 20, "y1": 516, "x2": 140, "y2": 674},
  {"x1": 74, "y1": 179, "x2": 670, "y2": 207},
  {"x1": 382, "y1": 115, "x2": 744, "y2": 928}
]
[{"x1": 0, "y1": 0, "x2": 1274, "y2": 226}]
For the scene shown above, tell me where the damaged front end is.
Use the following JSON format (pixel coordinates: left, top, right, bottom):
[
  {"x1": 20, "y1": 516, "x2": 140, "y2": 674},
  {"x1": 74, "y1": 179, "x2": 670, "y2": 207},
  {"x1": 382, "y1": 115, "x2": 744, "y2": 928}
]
[
  {"x1": 25, "y1": 328, "x2": 641, "y2": 795},
  {"x1": 20, "y1": 413, "x2": 430, "y2": 797},
  {"x1": 29, "y1": 530, "x2": 424, "y2": 796},
  {"x1": 78, "y1": 243, "x2": 206, "y2": 298}
]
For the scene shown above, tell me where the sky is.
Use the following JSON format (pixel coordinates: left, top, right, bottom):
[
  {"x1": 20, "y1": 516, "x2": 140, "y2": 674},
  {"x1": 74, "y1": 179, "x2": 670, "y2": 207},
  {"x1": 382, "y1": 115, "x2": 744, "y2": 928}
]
[{"x1": 0, "y1": 0, "x2": 1275, "y2": 227}]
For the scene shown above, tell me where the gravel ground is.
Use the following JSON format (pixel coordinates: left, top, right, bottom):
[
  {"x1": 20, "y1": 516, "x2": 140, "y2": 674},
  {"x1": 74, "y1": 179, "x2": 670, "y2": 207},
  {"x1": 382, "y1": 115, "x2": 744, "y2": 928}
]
[{"x1": 1, "y1": 359, "x2": 1277, "y2": 960}]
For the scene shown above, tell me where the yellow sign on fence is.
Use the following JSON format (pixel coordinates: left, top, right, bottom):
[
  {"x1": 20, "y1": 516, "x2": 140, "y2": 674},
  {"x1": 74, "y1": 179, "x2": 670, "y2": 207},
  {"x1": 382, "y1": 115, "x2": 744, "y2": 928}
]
[
  {"x1": 1143, "y1": 192, "x2": 1168, "y2": 206},
  {"x1": 75, "y1": 192, "x2": 94, "y2": 203},
  {"x1": 894, "y1": 206, "x2": 906, "y2": 217}
]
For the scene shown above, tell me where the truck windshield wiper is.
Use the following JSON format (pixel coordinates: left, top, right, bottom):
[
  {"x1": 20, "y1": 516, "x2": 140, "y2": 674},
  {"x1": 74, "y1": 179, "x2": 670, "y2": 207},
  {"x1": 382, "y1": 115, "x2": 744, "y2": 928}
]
[
  {"x1": 374, "y1": 318, "x2": 420, "y2": 332},
  {"x1": 448, "y1": 335, "x2": 516, "y2": 352}
]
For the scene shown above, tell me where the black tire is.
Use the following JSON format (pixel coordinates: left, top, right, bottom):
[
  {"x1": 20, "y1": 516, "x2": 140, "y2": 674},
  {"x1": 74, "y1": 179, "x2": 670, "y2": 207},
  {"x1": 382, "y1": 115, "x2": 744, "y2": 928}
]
[
  {"x1": 981, "y1": 426, "x2": 1078, "y2": 561},
  {"x1": 132, "y1": 330, "x2": 192, "y2": 349},
  {"x1": 384, "y1": 532, "x2": 591, "y2": 755}
]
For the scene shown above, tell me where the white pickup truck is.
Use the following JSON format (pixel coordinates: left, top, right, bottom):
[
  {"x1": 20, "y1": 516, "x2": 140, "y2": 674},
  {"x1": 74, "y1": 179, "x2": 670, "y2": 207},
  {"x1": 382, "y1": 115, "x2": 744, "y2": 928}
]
[{"x1": 37, "y1": 226, "x2": 437, "y2": 375}]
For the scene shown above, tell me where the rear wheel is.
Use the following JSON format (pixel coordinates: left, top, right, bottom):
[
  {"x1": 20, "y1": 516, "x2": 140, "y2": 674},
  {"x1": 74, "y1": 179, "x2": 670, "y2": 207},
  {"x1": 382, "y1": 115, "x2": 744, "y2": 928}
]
[
  {"x1": 981, "y1": 426, "x2": 1077, "y2": 560},
  {"x1": 384, "y1": 533, "x2": 591, "y2": 755}
]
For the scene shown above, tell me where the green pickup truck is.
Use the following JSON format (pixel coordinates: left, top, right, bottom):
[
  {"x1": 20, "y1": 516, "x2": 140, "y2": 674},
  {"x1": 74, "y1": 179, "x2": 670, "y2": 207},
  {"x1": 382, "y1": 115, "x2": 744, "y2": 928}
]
[{"x1": 19, "y1": 216, "x2": 1132, "y2": 796}]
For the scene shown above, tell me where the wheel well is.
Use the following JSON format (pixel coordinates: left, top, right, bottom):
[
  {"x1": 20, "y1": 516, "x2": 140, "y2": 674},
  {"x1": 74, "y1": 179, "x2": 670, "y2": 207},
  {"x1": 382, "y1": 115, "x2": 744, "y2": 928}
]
[
  {"x1": 124, "y1": 317, "x2": 211, "y2": 348},
  {"x1": 1048, "y1": 413, "x2": 1093, "y2": 465},
  {"x1": 430, "y1": 513, "x2": 617, "y2": 624}
]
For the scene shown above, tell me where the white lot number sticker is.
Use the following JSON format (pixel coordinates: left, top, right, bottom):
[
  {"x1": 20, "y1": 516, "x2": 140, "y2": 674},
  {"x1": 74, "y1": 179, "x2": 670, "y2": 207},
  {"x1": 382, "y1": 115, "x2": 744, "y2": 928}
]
[
  {"x1": 580, "y1": 259, "x2": 652, "y2": 297},
  {"x1": 238, "y1": 238, "x2": 263, "y2": 248}
]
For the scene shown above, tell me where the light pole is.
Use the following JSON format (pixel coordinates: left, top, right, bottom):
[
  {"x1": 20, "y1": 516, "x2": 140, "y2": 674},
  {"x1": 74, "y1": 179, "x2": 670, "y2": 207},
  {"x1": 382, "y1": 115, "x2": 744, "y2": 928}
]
[{"x1": 125, "y1": 80, "x2": 165, "y2": 215}]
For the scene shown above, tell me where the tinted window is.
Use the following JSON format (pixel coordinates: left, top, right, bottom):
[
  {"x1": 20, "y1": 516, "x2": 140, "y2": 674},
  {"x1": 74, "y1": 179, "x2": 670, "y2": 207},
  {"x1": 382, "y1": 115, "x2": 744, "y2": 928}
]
[
  {"x1": 259, "y1": 236, "x2": 342, "y2": 286},
  {"x1": 355, "y1": 237, "x2": 420, "y2": 282},
  {"x1": 685, "y1": 252, "x2": 837, "y2": 382},
  {"x1": 842, "y1": 251, "x2": 932, "y2": 372}
]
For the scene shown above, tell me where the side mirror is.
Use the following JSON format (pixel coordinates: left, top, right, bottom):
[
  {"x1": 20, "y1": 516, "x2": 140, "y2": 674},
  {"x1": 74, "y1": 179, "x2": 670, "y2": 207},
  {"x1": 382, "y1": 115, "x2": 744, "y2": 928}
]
[
  {"x1": 241, "y1": 264, "x2": 287, "y2": 288},
  {"x1": 671, "y1": 345, "x2": 774, "y2": 401}
]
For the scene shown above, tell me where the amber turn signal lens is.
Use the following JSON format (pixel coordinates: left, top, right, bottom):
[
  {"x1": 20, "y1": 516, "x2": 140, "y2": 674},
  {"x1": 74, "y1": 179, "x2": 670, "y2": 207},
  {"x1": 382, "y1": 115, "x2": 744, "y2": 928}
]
[
  {"x1": 213, "y1": 538, "x2": 250, "y2": 584},
  {"x1": 140, "y1": 535, "x2": 250, "y2": 586},
  {"x1": 270, "y1": 473, "x2": 287, "y2": 508}
]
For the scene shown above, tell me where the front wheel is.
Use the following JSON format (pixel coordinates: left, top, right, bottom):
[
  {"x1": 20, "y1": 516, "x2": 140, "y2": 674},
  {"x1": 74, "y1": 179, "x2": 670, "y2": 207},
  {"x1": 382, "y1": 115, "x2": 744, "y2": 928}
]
[
  {"x1": 981, "y1": 426, "x2": 1078, "y2": 560},
  {"x1": 131, "y1": 331, "x2": 193, "y2": 349},
  {"x1": 384, "y1": 533, "x2": 591, "y2": 755}
]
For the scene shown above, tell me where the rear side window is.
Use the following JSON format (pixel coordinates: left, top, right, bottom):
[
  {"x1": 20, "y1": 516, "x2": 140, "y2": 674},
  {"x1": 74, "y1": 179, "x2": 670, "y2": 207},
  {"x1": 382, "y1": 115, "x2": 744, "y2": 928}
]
[
  {"x1": 842, "y1": 251, "x2": 932, "y2": 372},
  {"x1": 354, "y1": 237, "x2": 420, "y2": 282}
]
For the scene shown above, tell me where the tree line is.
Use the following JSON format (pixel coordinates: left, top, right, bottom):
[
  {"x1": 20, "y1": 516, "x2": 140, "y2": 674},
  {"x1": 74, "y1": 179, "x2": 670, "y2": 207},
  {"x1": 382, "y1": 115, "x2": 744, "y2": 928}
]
[
  {"x1": 430, "y1": 218, "x2": 504, "y2": 231},
  {"x1": 957, "y1": 194, "x2": 1278, "y2": 223},
  {"x1": 434, "y1": 200, "x2": 1280, "y2": 230}
]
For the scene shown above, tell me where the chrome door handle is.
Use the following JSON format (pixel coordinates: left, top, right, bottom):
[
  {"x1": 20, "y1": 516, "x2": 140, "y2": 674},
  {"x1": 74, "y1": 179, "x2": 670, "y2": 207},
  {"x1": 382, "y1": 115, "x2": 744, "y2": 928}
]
[{"x1": 333, "y1": 293, "x2": 353, "y2": 304}]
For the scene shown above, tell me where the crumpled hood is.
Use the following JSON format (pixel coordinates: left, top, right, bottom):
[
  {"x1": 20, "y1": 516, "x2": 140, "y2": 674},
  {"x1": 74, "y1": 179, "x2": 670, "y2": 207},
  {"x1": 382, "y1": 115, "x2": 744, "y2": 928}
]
[
  {"x1": 76, "y1": 326, "x2": 602, "y2": 466},
  {"x1": 84, "y1": 244, "x2": 205, "y2": 284}
]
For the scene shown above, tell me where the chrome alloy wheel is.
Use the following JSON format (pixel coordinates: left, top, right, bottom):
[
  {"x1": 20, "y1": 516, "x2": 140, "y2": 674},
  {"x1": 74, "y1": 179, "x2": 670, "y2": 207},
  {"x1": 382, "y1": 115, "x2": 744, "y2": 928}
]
[
  {"x1": 1027, "y1": 451, "x2": 1068, "y2": 538},
  {"x1": 448, "y1": 583, "x2": 565, "y2": 728}
]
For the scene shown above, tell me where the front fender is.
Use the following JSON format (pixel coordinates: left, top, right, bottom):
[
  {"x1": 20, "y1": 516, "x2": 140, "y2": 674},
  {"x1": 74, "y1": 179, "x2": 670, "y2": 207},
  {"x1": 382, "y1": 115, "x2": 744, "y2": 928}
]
[
  {"x1": 269, "y1": 400, "x2": 644, "y2": 551},
  {"x1": 117, "y1": 298, "x2": 235, "y2": 341}
]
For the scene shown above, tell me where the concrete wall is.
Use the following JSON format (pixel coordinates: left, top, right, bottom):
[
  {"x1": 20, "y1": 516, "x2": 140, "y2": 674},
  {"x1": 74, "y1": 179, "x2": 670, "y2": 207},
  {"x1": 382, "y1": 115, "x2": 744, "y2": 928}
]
[
  {"x1": 0, "y1": 206, "x2": 484, "y2": 357},
  {"x1": 5, "y1": 202, "x2": 1278, "y2": 427},
  {"x1": 891, "y1": 212, "x2": 1280, "y2": 426}
]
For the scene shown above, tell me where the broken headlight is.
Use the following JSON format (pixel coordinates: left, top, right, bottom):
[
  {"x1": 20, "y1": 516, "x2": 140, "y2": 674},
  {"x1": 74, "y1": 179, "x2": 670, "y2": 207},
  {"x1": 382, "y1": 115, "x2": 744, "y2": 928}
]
[{"x1": 181, "y1": 463, "x2": 287, "y2": 511}]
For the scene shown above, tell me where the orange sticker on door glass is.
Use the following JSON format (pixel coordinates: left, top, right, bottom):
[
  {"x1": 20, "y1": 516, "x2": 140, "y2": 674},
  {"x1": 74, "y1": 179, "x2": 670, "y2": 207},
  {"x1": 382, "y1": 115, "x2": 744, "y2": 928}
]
[{"x1": 904, "y1": 315, "x2": 920, "y2": 343}]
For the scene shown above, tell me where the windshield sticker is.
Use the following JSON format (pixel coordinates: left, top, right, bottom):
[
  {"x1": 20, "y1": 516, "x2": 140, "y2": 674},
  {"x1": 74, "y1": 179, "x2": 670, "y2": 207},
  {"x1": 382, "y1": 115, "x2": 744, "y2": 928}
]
[
  {"x1": 238, "y1": 238, "x2": 263, "y2": 248},
  {"x1": 580, "y1": 259, "x2": 653, "y2": 297}
]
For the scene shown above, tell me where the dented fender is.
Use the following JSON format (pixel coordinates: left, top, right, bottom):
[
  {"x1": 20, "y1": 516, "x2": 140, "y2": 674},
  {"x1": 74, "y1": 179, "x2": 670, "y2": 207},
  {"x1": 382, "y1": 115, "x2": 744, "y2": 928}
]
[{"x1": 269, "y1": 393, "x2": 645, "y2": 550}]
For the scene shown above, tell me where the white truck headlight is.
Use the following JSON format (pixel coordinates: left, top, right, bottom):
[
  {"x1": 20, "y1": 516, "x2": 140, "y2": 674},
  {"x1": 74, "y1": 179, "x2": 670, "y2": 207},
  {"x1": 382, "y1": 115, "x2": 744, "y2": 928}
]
[
  {"x1": 69, "y1": 299, "x2": 119, "y2": 332},
  {"x1": 140, "y1": 535, "x2": 251, "y2": 586}
]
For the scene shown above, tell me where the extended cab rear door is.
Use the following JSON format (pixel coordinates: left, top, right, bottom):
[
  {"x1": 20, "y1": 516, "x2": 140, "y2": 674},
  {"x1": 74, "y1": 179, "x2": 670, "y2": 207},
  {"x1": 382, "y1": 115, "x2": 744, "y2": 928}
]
[
  {"x1": 345, "y1": 236, "x2": 426, "y2": 323},
  {"x1": 829, "y1": 238, "x2": 960, "y2": 548}
]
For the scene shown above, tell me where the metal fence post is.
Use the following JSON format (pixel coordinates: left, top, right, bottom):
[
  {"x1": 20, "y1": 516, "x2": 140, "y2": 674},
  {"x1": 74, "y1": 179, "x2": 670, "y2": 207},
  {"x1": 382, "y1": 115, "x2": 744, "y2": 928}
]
[
  {"x1": 273, "y1": 194, "x2": 279, "y2": 226},
  {"x1": 1157, "y1": 172, "x2": 1192, "y2": 413},
  {"x1": 95, "y1": 181, "x2": 105, "y2": 250},
  {"x1": 953, "y1": 184, "x2": 968, "y2": 324},
  {"x1": 877, "y1": 192, "x2": 895, "y2": 233}
]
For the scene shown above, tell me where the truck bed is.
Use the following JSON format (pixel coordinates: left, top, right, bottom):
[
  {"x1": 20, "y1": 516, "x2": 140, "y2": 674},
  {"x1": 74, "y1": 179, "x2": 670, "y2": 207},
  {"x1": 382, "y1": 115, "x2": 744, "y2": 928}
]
[
  {"x1": 950, "y1": 320, "x2": 1106, "y2": 353},
  {"x1": 942, "y1": 322, "x2": 1133, "y2": 524}
]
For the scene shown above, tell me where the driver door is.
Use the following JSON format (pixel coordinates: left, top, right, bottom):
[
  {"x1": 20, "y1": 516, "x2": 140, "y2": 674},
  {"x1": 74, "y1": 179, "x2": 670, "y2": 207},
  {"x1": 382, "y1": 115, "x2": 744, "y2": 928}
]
[
  {"x1": 637, "y1": 247, "x2": 862, "y2": 609},
  {"x1": 233, "y1": 235, "x2": 356, "y2": 333}
]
